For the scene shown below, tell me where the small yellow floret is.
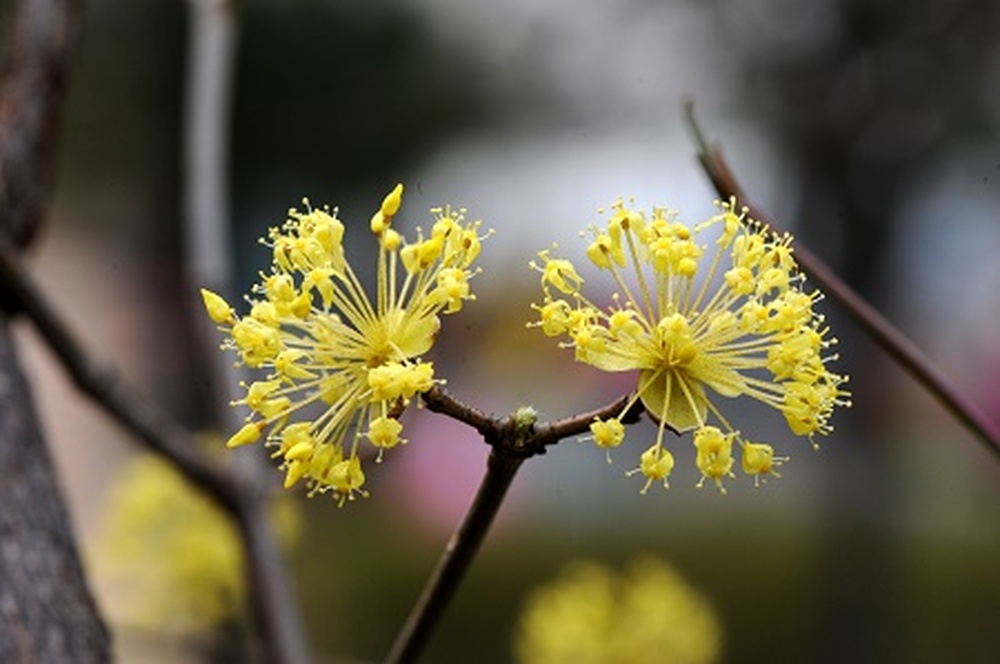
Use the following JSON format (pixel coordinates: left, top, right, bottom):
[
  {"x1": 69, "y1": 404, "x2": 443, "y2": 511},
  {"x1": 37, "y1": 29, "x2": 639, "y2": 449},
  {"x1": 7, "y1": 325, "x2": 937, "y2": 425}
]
[
  {"x1": 627, "y1": 444, "x2": 674, "y2": 494},
  {"x1": 741, "y1": 441, "x2": 785, "y2": 486},
  {"x1": 283, "y1": 459, "x2": 309, "y2": 489},
  {"x1": 381, "y1": 183, "x2": 404, "y2": 217},
  {"x1": 590, "y1": 418, "x2": 625, "y2": 449},
  {"x1": 201, "y1": 288, "x2": 235, "y2": 325},
  {"x1": 693, "y1": 426, "x2": 735, "y2": 493},
  {"x1": 589, "y1": 418, "x2": 625, "y2": 464},
  {"x1": 284, "y1": 440, "x2": 315, "y2": 462},
  {"x1": 328, "y1": 457, "x2": 367, "y2": 506},
  {"x1": 539, "y1": 254, "x2": 583, "y2": 295},
  {"x1": 227, "y1": 421, "x2": 264, "y2": 448},
  {"x1": 368, "y1": 416, "x2": 404, "y2": 452}
]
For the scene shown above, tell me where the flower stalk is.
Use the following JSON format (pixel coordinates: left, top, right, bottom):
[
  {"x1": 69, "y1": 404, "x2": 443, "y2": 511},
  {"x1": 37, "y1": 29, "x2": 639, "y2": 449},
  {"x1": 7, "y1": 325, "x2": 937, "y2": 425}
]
[
  {"x1": 386, "y1": 388, "x2": 639, "y2": 663},
  {"x1": 385, "y1": 445, "x2": 524, "y2": 664}
]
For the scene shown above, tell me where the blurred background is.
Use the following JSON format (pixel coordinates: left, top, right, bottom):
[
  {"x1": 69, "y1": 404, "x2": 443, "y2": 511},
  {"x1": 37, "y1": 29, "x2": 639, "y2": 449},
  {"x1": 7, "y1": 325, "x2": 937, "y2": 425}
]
[{"x1": 7, "y1": 0, "x2": 1000, "y2": 661}]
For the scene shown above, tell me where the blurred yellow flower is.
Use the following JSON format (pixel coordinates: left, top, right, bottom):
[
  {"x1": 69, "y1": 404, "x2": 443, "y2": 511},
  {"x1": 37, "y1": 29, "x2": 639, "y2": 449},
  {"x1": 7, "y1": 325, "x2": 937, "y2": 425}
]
[
  {"x1": 515, "y1": 557, "x2": 722, "y2": 664},
  {"x1": 531, "y1": 197, "x2": 849, "y2": 493},
  {"x1": 203, "y1": 184, "x2": 487, "y2": 504},
  {"x1": 94, "y1": 454, "x2": 296, "y2": 635}
]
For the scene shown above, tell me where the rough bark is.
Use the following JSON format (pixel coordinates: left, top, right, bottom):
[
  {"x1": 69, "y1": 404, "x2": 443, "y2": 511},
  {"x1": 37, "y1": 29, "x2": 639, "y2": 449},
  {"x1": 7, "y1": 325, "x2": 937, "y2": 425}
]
[
  {"x1": 0, "y1": 0, "x2": 79, "y2": 246},
  {"x1": 0, "y1": 313, "x2": 110, "y2": 662},
  {"x1": 0, "y1": 0, "x2": 111, "y2": 660}
]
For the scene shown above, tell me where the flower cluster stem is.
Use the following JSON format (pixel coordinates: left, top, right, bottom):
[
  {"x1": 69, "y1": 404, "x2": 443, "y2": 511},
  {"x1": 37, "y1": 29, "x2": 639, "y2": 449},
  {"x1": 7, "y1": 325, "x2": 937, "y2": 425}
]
[{"x1": 385, "y1": 447, "x2": 524, "y2": 664}]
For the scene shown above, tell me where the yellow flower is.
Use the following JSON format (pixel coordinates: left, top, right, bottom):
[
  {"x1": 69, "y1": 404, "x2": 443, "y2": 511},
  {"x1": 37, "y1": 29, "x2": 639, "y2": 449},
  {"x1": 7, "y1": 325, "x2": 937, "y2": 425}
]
[
  {"x1": 531, "y1": 197, "x2": 849, "y2": 492},
  {"x1": 203, "y1": 184, "x2": 487, "y2": 504},
  {"x1": 515, "y1": 557, "x2": 723, "y2": 664},
  {"x1": 93, "y1": 453, "x2": 300, "y2": 636}
]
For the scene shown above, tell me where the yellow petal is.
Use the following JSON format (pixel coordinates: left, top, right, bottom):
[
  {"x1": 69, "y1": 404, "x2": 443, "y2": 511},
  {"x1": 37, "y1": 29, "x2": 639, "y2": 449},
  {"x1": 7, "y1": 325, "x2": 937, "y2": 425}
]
[
  {"x1": 581, "y1": 347, "x2": 647, "y2": 372},
  {"x1": 695, "y1": 361, "x2": 746, "y2": 398},
  {"x1": 394, "y1": 311, "x2": 440, "y2": 358},
  {"x1": 639, "y1": 369, "x2": 707, "y2": 433}
]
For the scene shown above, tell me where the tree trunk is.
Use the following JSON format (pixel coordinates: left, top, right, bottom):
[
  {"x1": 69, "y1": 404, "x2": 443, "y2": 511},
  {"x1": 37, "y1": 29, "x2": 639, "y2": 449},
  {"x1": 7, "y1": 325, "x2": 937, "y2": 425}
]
[
  {"x1": 0, "y1": 0, "x2": 112, "y2": 660},
  {"x1": 0, "y1": 313, "x2": 111, "y2": 661}
]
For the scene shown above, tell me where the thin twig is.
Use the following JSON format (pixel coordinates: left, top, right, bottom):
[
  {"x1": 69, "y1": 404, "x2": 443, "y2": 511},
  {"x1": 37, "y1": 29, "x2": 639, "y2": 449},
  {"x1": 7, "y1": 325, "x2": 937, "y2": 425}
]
[
  {"x1": 0, "y1": 241, "x2": 310, "y2": 664},
  {"x1": 421, "y1": 386, "x2": 637, "y2": 452},
  {"x1": 683, "y1": 101, "x2": 1000, "y2": 459},
  {"x1": 386, "y1": 389, "x2": 640, "y2": 662},
  {"x1": 385, "y1": 446, "x2": 524, "y2": 664},
  {"x1": 531, "y1": 392, "x2": 638, "y2": 448},
  {"x1": 420, "y1": 386, "x2": 499, "y2": 440}
]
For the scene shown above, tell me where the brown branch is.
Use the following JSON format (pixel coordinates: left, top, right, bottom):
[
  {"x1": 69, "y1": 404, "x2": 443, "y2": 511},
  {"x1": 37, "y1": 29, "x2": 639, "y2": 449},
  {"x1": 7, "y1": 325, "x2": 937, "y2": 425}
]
[
  {"x1": 387, "y1": 389, "x2": 640, "y2": 662},
  {"x1": 531, "y1": 392, "x2": 638, "y2": 448},
  {"x1": 420, "y1": 385, "x2": 500, "y2": 440},
  {"x1": 384, "y1": 446, "x2": 523, "y2": 664},
  {"x1": 683, "y1": 101, "x2": 1000, "y2": 459},
  {"x1": 422, "y1": 385, "x2": 637, "y2": 453},
  {"x1": 0, "y1": 240, "x2": 310, "y2": 664}
]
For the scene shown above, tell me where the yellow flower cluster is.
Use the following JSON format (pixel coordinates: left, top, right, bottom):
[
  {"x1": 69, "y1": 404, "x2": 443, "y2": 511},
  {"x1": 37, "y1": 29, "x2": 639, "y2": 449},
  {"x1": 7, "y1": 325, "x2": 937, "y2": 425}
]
[
  {"x1": 96, "y1": 455, "x2": 243, "y2": 633},
  {"x1": 96, "y1": 452, "x2": 300, "y2": 635},
  {"x1": 203, "y1": 184, "x2": 486, "y2": 504},
  {"x1": 515, "y1": 557, "x2": 722, "y2": 664},
  {"x1": 531, "y1": 197, "x2": 849, "y2": 493}
]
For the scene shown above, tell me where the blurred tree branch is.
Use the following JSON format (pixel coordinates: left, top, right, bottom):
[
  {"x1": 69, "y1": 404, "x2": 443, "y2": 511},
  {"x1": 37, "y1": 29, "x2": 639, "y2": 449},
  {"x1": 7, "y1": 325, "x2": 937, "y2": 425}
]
[
  {"x1": 684, "y1": 101, "x2": 1000, "y2": 460},
  {"x1": 181, "y1": 0, "x2": 310, "y2": 660},
  {"x1": 0, "y1": 232, "x2": 308, "y2": 664},
  {"x1": 0, "y1": 0, "x2": 309, "y2": 660}
]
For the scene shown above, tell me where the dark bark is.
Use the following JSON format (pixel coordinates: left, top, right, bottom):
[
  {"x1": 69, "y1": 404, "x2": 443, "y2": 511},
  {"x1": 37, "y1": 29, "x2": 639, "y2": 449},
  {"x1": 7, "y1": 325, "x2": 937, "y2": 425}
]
[
  {"x1": 0, "y1": 0, "x2": 81, "y2": 247},
  {"x1": 0, "y1": 313, "x2": 110, "y2": 662},
  {"x1": 0, "y1": 0, "x2": 111, "y2": 660}
]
